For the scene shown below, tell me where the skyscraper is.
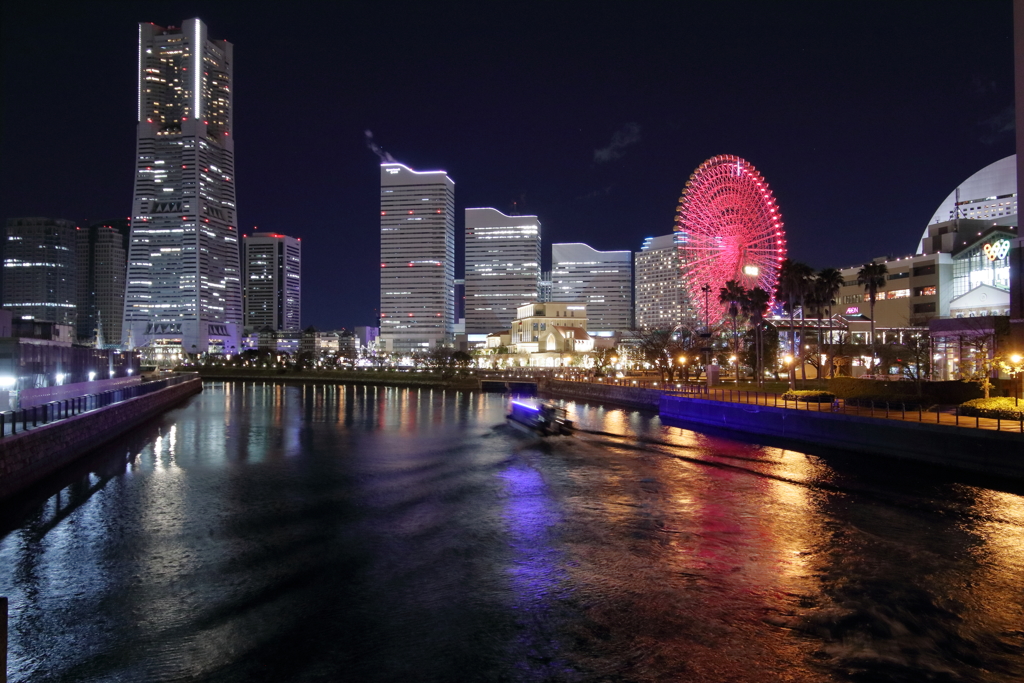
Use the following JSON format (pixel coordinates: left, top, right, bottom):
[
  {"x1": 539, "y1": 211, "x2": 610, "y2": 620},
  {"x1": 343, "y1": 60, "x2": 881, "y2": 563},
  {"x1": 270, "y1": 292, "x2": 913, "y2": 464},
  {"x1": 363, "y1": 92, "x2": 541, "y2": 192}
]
[
  {"x1": 379, "y1": 163, "x2": 455, "y2": 353},
  {"x1": 77, "y1": 219, "x2": 131, "y2": 345},
  {"x1": 123, "y1": 19, "x2": 242, "y2": 355},
  {"x1": 464, "y1": 208, "x2": 541, "y2": 334},
  {"x1": 3, "y1": 217, "x2": 77, "y2": 327},
  {"x1": 634, "y1": 234, "x2": 692, "y2": 330},
  {"x1": 551, "y1": 242, "x2": 633, "y2": 332},
  {"x1": 243, "y1": 231, "x2": 301, "y2": 332}
]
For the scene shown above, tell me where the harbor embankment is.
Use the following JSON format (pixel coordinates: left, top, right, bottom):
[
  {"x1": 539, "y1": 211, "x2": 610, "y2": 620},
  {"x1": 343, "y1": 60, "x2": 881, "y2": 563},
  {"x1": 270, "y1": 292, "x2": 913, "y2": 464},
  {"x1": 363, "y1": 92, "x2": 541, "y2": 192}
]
[
  {"x1": 0, "y1": 376, "x2": 202, "y2": 500},
  {"x1": 538, "y1": 377, "x2": 664, "y2": 410},
  {"x1": 193, "y1": 366, "x2": 479, "y2": 389},
  {"x1": 539, "y1": 379, "x2": 1024, "y2": 478}
]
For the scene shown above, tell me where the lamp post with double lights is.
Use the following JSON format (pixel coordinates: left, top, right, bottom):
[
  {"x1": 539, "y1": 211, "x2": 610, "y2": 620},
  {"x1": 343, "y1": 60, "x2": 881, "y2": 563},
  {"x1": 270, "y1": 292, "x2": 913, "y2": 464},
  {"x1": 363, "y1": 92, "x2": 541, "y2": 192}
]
[
  {"x1": 700, "y1": 283, "x2": 712, "y2": 370},
  {"x1": 1008, "y1": 353, "x2": 1023, "y2": 407}
]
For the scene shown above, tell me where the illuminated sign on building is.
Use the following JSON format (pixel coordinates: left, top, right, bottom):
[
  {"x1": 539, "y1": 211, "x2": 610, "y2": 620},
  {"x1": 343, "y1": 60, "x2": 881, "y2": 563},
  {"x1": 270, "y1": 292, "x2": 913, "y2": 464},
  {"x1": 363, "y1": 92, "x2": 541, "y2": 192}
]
[
  {"x1": 983, "y1": 239, "x2": 1010, "y2": 261},
  {"x1": 845, "y1": 306, "x2": 860, "y2": 315}
]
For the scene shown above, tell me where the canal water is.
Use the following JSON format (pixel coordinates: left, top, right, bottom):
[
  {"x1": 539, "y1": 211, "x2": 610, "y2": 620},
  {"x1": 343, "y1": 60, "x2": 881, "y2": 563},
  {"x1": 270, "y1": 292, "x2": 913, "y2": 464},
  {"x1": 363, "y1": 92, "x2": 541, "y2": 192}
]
[{"x1": 2, "y1": 382, "x2": 1023, "y2": 682}]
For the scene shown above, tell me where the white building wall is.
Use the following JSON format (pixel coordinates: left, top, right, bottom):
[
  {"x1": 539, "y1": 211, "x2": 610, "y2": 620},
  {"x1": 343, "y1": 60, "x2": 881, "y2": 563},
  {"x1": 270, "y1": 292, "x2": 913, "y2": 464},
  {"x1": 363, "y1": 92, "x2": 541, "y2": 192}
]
[
  {"x1": 379, "y1": 163, "x2": 455, "y2": 353},
  {"x1": 634, "y1": 234, "x2": 690, "y2": 330},
  {"x1": 243, "y1": 232, "x2": 301, "y2": 332},
  {"x1": 464, "y1": 208, "x2": 540, "y2": 334},
  {"x1": 123, "y1": 18, "x2": 242, "y2": 353},
  {"x1": 551, "y1": 242, "x2": 632, "y2": 332}
]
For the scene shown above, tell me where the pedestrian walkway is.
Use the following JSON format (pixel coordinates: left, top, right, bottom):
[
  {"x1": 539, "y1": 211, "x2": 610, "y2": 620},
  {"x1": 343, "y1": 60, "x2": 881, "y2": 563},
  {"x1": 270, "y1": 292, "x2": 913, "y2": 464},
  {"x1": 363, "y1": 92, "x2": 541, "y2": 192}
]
[{"x1": 561, "y1": 378, "x2": 1024, "y2": 435}]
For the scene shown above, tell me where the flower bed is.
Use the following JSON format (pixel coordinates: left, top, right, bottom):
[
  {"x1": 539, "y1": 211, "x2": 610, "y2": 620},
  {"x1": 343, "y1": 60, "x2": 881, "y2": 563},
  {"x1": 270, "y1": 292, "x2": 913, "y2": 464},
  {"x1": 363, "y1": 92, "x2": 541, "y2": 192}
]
[{"x1": 959, "y1": 397, "x2": 1024, "y2": 420}]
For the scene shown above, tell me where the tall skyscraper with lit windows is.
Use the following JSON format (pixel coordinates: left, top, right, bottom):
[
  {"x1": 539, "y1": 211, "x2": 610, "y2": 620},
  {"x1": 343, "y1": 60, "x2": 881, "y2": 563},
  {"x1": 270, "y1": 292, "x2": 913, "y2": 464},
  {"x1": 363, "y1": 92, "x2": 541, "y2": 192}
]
[
  {"x1": 123, "y1": 18, "x2": 242, "y2": 355},
  {"x1": 464, "y1": 208, "x2": 541, "y2": 334},
  {"x1": 634, "y1": 234, "x2": 692, "y2": 330},
  {"x1": 243, "y1": 231, "x2": 301, "y2": 332},
  {"x1": 379, "y1": 163, "x2": 455, "y2": 353},
  {"x1": 551, "y1": 242, "x2": 633, "y2": 332}
]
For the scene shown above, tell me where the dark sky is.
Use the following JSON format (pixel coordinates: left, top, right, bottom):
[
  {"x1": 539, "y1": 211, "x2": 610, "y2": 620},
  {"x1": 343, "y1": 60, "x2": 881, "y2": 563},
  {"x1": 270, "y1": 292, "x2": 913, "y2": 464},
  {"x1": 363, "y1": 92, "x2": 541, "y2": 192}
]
[{"x1": 1, "y1": 1, "x2": 1016, "y2": 330}]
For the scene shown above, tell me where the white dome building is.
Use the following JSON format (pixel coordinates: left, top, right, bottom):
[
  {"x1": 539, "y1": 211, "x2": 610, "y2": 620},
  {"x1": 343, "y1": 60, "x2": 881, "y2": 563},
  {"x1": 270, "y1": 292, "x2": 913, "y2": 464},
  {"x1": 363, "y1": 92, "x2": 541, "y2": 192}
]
[{"x1": 917, "y1": 155, "x2": 1017, "y2": 254}]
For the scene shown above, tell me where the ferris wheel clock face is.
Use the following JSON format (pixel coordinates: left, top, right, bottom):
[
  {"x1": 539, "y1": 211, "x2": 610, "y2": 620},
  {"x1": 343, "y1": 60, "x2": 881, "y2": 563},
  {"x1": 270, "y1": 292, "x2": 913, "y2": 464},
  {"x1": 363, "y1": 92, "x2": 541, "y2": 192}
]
[{"x1": 675, "y1": 155, "x2": 787, "y2": 324}]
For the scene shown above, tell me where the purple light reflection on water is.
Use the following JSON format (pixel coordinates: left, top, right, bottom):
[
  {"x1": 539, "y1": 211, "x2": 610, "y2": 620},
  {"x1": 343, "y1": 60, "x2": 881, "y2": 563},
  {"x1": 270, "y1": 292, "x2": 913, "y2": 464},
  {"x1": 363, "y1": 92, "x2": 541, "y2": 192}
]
[{"x1": 497, "y1": 460, "x2": 575, "y2": 678}]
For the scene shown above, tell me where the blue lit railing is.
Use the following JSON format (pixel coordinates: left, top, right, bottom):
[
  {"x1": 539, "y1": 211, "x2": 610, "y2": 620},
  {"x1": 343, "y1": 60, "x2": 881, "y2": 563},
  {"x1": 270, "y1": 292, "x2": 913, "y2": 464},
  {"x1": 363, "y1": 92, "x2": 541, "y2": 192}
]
[{"x1": 0, "y1": 373, "x2": 198, "y2": 437}]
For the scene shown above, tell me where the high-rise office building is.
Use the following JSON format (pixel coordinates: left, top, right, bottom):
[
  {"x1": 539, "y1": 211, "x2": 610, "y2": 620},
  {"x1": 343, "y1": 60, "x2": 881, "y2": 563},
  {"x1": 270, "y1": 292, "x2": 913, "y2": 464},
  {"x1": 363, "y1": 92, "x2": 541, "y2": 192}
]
[
  {"x1": 634, "y1": 234, "x2": 692, "y2": 330},
  {"x1": 123, "y1": 18, "x2": 242, "y2": 354},
  {"x1": 464, "y1": 208, "x2": 541, "y2": 334},
  {"x1": 538, "y1": 271, "x2": 552, "y2": 303},
  {"x1": 77, "y1": 219, "x2": 131, "y2": 345},
  {"x1": 379, "y1": 163, "x2": 455, "y2": 353},
  {"x1": 551, "y1": 242, "x2": 632, "y2": 332},
  {"x1": 3, "y1": 217, "x2": 77, "y2": 327},
  {"x1": 243, "y1": 231, "x2": 301, "y2": 332}
]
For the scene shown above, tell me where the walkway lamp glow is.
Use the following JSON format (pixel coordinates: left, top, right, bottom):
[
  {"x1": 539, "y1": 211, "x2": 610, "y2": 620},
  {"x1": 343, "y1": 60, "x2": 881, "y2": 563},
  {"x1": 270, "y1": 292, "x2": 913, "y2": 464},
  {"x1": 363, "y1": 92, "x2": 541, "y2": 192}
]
[{"x1": 88, "y1": 371, "x2": 96, "y2": 381}]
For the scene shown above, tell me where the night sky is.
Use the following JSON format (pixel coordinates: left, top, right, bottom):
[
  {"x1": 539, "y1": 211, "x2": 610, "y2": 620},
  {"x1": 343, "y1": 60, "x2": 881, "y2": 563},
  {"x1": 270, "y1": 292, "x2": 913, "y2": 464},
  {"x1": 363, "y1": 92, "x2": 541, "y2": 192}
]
[{"x1": 1, "y1": 1, "x2": 1016, "y2": 330}]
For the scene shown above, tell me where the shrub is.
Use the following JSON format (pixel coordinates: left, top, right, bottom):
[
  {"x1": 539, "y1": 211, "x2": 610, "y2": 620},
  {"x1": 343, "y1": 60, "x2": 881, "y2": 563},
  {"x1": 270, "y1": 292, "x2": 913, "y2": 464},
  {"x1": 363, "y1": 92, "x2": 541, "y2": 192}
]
[
  {"x1": 844, "y1": 395, "x2": 929, "y2": 410},
  {"x1": 781, "y1": 390, "x2": 835, "y2": 403},
  {"x1": 828, "y1": 377, "x2": 1005, "y2": 404},
  {"x1": 959, "y1": 397, "x2": 1024, "y2": 421}
]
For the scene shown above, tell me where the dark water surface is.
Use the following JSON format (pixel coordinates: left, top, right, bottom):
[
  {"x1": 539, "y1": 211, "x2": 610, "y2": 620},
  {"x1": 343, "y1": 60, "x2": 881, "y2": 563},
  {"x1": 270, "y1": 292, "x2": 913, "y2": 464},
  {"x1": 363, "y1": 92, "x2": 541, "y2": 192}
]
[{"x1": 2, "y1": 382, "x2": 1024, "y2": 682}]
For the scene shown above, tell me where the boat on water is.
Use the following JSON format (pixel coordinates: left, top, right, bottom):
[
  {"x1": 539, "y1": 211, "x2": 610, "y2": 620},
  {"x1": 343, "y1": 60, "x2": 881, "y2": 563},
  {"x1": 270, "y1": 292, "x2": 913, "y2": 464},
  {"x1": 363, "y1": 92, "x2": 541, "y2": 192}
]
[{"x1": 507, "y1": 399, "x2": 573, "y2": 436}]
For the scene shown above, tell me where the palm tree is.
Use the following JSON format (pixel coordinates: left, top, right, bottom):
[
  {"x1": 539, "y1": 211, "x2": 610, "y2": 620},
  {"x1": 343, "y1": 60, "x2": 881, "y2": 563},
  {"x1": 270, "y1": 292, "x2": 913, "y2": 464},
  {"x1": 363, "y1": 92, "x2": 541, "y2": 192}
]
[
  {"x1": 857, "y1": 261, "x2": 889, "y2": 374},
  {"x1": 815, "y1": 268, "x2": 844, "y2": 378},
  {"x1": 742, "y1": 287, "x2": 771, "y2": 387},
  {"x1": 775, "y1": 259, "x2": 814, "y2": 387},
  {"x1": 719, "y1": 280, "x2": 747, "y2": 380}
]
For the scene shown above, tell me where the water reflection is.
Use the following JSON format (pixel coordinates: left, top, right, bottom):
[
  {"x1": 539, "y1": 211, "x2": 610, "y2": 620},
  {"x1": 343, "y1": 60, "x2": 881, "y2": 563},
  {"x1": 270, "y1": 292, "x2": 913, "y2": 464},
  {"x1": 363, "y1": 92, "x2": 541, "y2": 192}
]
[{"x1": 1, "y1": 385, "x2": 1023, "y2": 681}]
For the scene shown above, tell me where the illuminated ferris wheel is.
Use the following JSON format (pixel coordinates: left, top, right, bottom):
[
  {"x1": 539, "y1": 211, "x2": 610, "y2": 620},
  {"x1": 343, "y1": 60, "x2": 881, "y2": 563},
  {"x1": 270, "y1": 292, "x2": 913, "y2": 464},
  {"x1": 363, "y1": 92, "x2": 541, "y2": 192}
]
[{"x1": 674, "y1": 155, "x2": 787, "y2": 325}]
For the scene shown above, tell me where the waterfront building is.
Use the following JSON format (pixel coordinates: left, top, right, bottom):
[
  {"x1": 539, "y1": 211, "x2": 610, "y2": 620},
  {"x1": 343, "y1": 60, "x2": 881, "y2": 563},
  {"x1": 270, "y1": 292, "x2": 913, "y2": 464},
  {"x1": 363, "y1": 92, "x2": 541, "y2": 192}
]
[
  {"x1": 76, "y1": 219, "x2": 131, "y2": 346},
  {"x1": 123, "y1": 18, "x2": 242, "y2": 356},
  {"x1": 538, "y1": 272, "x2": 552, "y2": 303},
  {"x1": 551, "y1": 243, "x2": 632, "y2": 333},
  {"x1": 508, "y1": 302, "x2": 592, "y2": 365},
  {"x1": 464, "y1": 208, "x2": 541, "y2": 335},
  {"x1": 354, "y1": 326, "x2": 379, "y2": 352},
  {"x1": 379, "y1": 163, "x2": 455, "y2": 354},
  {"x1": 242, "y1": 231, "x2": 301, "y2": 333},
  {"x1": 3, "y1": 217, "x2": 77, "y2": 328},
  {"x1": 634, "y1": 234, "x2": 692, "y2": 330}
]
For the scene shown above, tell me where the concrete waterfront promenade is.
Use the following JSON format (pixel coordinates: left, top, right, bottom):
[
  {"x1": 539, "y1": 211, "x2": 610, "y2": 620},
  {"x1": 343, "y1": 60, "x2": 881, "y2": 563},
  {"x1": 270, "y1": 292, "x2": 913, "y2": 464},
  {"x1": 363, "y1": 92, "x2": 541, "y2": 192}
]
[
  {"x1": 0, "y1": 375, "x2": 202, "y2": 500},
  {"x1": 540, "y1": 378, "x2": 1024, "y2": 479}
]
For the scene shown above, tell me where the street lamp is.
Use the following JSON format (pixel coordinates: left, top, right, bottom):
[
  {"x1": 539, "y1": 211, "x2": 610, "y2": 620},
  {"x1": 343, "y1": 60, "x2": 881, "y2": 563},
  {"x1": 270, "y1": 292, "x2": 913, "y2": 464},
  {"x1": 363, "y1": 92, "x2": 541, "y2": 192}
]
[
  {"x1": 730, "y1": 355, "x2": 738, "y2": 383},
  {"x1": 784, "y1": 354, "x2": 794, "y2": 389},
  {"x1": 1010, "y1": 353, "x2": 1023, "y2": 406}
]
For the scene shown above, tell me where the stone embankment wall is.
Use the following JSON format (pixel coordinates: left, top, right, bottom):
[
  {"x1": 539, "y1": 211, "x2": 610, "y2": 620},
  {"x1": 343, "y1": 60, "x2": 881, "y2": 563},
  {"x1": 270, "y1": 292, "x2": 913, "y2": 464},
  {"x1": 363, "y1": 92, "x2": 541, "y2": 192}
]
[
  {"x1": 197, "y1": 369, "x2": 478, "y2": 390},
  {"x1": 0, "y1": 378, "x2": 202, "y2": 500},
  {"x1": 661, "y1": 395, "x2": 1024, "y2": 479},
  {"x1": 539, "y1": 379, "x2": 664, "y2": 411}
]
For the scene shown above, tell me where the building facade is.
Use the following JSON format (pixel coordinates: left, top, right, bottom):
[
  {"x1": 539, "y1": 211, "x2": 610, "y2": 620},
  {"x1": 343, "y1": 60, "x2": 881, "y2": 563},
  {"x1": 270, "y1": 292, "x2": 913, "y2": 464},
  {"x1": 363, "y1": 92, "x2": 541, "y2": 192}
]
[
  {"x1": 242, "y1": 231, "x2": 301, "y2": 332},
  {"x1": 3, "y1": 217, "x2": 77, "y2": 327},
  {"x1": 551, "y1": 242, "x2": 632, "y2": 332},
  {"x1": 634, "y1": 234, "x2": 691, "y2": 330},
  {"x1": 123, "y1": 18, "x2": 242, "y2": 355},
  {"x1": 379, "y1": 163, "x2": 455, "y2": 354},
  {"x1": 464, "y1": 208, "x2": 541, "y2": 334},
  {"x1": 76, "y1": 219, "x2": 131, "y2": 346},
  {"x1": 508, "y1": 302, "x2": 592, "y2": 364}
]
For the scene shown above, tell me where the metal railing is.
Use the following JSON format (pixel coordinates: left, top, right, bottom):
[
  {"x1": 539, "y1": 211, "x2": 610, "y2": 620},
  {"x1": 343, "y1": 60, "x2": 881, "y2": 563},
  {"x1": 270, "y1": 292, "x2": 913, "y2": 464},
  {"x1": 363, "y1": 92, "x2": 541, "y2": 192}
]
[
  {"x1": 0, "y1": 373, "x2": 197, "y2": 438},
  {"x1": 551, "y1": 377, "x2": 1024, "y2": 434}
]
